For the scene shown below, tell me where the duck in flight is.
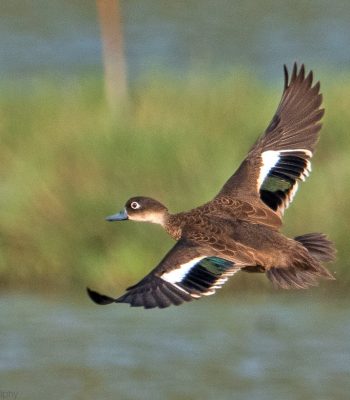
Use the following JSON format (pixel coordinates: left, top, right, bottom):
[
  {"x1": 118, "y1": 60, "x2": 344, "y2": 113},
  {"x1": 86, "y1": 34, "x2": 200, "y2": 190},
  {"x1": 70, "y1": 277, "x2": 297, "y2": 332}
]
[{"x1": 87, "y1": 63, "x2": 336, "y2": 309}]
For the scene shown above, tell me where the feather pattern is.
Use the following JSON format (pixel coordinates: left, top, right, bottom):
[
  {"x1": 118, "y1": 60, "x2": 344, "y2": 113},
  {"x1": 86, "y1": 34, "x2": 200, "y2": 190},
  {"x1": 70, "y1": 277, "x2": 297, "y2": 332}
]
[{"x1": 217, "y1": 63, "x2": 324, "y2": 219}]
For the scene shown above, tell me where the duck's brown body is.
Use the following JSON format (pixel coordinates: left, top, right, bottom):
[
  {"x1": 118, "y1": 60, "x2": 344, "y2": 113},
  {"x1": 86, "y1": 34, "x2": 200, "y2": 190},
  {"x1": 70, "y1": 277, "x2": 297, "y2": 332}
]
[
  {"x1": 165, "y1": 196, "x2": 281, "y2": 240},
  {"x1": 164, "y1": 199, "x2": 333, "y2": 287},
  {"x1": 87, "y1": 63, "x2": 336, "y2": 309},
  {"x1": 167, "y1": 210, "x2": 291, "y2": 268}
]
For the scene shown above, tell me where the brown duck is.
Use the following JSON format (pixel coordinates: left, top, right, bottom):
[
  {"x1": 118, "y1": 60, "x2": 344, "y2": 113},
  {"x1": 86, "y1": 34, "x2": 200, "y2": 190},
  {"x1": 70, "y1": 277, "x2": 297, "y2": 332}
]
[{"x1": 88, "y1": 63, "x2": 336, "y2": 309}]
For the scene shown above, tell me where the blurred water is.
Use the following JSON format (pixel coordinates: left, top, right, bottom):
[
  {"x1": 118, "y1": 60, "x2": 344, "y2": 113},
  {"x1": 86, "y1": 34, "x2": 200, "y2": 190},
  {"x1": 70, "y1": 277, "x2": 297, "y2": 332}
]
[
  {"x1": 0, "y1": 292, "x2": 349, "y2": 399},
  {"x1": 1, "y1": 0, "x2": 350, "y2": 81}
]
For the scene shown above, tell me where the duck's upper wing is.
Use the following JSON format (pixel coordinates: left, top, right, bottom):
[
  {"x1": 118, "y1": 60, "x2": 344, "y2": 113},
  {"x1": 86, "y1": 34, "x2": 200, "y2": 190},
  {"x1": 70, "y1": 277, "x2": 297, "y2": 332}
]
[
  {"x1": 216, "y1": 63, "x2": 324, "y2": 221},
  {"x1": 87, "y1": 238, "x2": 254, "y2": 309}
]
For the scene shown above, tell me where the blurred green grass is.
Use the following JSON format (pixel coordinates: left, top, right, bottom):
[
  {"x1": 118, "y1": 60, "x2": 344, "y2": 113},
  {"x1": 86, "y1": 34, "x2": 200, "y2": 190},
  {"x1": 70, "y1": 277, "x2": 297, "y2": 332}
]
[{"x1": 0, "y1": 71, "x2": 349, "y2": 292}]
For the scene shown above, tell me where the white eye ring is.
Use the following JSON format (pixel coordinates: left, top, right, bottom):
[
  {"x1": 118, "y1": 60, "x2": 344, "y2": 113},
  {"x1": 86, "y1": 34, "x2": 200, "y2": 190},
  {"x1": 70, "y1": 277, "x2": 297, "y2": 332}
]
[{"x1": 130, "y1": 201, "x2": 141, "y2": 210}]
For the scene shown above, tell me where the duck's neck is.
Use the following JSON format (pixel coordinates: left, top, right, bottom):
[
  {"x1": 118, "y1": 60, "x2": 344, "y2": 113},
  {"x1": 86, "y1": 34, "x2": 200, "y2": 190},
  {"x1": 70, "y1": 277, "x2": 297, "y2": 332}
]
[{"x1": 164, "y1": 212, "x2": 186, "y2": 240}]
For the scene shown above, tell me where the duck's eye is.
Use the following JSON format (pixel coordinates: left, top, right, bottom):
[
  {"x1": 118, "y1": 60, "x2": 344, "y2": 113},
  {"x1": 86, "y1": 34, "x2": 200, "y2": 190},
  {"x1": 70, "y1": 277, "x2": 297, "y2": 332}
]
[{"x1": 130, "y1": 201, "x2": 141, "y2": 210}]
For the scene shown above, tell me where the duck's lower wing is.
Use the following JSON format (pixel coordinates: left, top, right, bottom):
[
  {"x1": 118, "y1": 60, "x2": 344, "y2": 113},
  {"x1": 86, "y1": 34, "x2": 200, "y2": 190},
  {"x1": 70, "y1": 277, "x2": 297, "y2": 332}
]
[{"x1": 87, "y1": 239, "x2": 252, "y2": 309}]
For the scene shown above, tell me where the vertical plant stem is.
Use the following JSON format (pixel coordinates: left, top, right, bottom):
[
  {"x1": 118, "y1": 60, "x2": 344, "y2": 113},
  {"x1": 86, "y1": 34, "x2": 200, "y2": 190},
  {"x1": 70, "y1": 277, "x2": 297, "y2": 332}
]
[{"x1": 96, "y1": 0, "x2": 128, "y2": 110}]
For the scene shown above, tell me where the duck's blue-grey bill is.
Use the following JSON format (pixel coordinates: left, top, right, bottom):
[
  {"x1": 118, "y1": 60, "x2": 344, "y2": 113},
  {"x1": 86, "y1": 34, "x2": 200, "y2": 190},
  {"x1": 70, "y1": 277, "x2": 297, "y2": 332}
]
[{"x1": 105, "y1": 210, "x2": 128, "y2": 221}]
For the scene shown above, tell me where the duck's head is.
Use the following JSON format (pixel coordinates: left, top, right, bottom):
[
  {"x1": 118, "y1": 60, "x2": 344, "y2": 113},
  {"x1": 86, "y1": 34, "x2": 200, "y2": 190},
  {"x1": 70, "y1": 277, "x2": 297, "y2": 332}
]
[{"x1": 106, "y1": 196, "x2": 169, "y2": 225}]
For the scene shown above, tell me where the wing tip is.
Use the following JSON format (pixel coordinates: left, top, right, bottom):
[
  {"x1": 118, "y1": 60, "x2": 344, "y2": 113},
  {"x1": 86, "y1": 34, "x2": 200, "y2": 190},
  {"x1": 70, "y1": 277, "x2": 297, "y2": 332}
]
[
  {"x1": 284, "y1": 62, "x2": 321, "y2": 94},
  {"x1": 86, "y1": 287, "x2": 116, "y2": 305},
  {"x1": 283, "y1": 64, "x2": 289, "y2": 90}
]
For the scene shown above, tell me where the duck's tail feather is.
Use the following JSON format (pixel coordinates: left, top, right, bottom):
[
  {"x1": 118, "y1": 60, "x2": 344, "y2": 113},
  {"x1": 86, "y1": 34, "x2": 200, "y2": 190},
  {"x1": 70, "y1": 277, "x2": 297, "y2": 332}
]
[
  {"x1": 294, "y1": 232, "x2": 336, "y2": 262},
  {"x1": 266, "y1": 233, "x2": 336, "y2": 289}
]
